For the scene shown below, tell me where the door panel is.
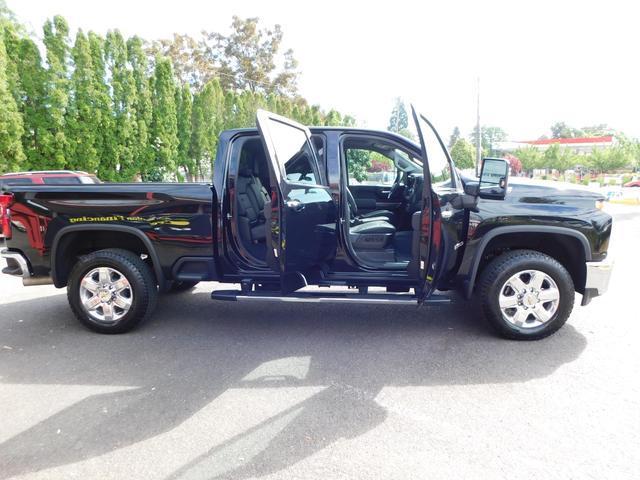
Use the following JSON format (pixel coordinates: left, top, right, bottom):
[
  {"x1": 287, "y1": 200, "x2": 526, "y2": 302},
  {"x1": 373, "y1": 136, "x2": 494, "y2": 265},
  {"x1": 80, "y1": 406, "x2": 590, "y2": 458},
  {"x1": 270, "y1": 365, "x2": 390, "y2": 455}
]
[
  {"x1": 348, "y1": 185, "x2": 402, "y2": 212},
  {"x1": 256, "y1": 110, "x2": 337, "y2": 293},
  {"x1": 411, "y1": 106, "x2": 444, "y2": 302}
]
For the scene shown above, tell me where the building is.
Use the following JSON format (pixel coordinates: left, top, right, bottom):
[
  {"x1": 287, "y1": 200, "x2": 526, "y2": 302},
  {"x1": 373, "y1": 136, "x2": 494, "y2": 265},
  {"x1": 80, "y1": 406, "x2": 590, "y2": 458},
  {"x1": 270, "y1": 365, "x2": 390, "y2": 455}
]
[{"x1": 495, "y1": 135, "x2": 614, "y2": 156}]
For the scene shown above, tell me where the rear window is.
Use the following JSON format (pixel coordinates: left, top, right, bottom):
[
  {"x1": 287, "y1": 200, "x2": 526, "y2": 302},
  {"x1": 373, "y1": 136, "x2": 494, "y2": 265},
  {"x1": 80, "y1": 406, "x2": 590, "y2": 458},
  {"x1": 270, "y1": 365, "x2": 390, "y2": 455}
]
[
  {"x1": 0, "y1": 177, "x2": 34, "y2": 187},
  {"x1": 42, "y1": 176, "x2": 82, "y2": 185}
]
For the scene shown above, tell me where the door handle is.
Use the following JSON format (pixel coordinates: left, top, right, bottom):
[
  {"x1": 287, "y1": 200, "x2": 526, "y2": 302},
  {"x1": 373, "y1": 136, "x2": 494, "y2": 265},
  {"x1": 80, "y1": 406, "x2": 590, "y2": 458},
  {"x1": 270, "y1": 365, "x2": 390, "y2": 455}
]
[{"x1": 286, "y1": 199, "x2": 305, "y2": 212}]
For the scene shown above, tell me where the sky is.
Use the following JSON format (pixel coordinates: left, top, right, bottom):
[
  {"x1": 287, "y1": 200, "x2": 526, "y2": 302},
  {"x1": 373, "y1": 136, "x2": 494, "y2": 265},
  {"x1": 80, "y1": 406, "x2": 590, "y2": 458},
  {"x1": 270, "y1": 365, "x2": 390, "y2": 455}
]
[{"x1": 6, "y1": 0, "x2": 639, "y2": 141}]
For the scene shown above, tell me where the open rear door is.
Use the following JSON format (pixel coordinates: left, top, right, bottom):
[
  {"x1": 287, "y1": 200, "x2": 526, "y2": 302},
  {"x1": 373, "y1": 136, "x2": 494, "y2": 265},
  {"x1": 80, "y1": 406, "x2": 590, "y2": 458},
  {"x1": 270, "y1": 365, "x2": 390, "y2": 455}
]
[
  {"x1": 256, "y1": 110, "x2": 337, "y2": 294},
  {"x1": 411, "y1": 106, "x2": 445, "y2": 303}
]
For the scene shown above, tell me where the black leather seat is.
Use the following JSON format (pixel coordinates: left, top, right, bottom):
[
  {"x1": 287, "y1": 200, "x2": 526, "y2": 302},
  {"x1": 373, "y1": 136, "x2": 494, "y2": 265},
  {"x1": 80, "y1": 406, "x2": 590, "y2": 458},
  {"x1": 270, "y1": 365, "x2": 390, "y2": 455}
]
[
  {"x1": 350, "y1": 220, "x2": 396, "y2": 235},
  {"x1": 346, "y1": 187, "x2": 394, "y2": 223},
  {"x1": 236, "y1": 166, "x2": 270, "y2": 244}
]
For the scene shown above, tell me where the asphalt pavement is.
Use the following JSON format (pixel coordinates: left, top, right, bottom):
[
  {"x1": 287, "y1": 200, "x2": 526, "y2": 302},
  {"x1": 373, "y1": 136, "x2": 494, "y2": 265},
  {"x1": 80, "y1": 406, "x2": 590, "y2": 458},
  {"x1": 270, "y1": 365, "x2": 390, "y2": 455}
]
[{"x1": 0, "y1": 205, "x2": 638, "y2": 479}]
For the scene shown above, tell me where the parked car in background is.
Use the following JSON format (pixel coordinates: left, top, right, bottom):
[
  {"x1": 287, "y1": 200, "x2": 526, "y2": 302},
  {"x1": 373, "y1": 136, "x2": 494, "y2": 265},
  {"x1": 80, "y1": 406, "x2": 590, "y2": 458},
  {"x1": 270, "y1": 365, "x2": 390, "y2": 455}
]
[
  {"x1": 623, "y1": 179, "x2": 640, "y2": 187},
  {"x1": 0, "y1": 170, "x2": 100, "y2": 188}
]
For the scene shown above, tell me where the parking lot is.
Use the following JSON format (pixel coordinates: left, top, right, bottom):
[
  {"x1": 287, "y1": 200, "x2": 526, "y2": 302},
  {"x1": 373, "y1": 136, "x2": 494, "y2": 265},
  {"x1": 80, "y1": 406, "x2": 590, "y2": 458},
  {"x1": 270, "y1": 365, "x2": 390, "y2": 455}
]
[{"x1": 1, "y1": 204, "x2": 638, "y2": 480}]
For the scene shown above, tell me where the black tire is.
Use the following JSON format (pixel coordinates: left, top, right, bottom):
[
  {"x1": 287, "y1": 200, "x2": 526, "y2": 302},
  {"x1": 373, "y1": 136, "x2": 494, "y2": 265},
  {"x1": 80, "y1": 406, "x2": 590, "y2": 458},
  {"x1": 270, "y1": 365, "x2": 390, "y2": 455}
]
[
  {"x1": 67, "y1": 249, "x2": 158, "y2": 334},
  {"x1": 478, "y1": 249, "x2": 575, "y2": 340},
  {"x1": 169, "y1": 280, "x2": 199, "y2": 293}
]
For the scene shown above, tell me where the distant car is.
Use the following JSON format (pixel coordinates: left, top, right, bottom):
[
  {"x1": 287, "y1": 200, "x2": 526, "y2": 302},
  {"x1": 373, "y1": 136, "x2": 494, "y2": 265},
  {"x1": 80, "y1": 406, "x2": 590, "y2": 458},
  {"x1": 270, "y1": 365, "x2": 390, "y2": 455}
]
[
  {"x1": 0, "y1": 170, "x2": 100, "y2": 189},
  {"x1": 623, "y1": 179, "x2": 640, "y2": 187}
]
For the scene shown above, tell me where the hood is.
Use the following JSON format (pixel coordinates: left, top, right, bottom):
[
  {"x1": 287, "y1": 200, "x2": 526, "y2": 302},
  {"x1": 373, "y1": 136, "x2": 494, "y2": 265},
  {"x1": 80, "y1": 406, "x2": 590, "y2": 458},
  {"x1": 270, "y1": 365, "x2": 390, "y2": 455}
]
[
  {"x1": 505, "y1": 177, "x2": 605, "y2": 208},
  {"x1": 460, "y1": 173, "x2": 605, "y2": 210}
]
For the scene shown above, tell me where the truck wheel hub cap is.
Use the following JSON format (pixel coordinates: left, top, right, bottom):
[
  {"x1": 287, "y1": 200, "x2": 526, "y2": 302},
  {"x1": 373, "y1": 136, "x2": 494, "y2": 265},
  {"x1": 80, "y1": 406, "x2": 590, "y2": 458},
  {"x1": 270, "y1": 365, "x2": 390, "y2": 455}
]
[
  {"x1": 79, "y1": 267, "x2": 133, "y2": 324},
  {"x1": 498, "y1": 269, "x2": 560, "y2": 329}
]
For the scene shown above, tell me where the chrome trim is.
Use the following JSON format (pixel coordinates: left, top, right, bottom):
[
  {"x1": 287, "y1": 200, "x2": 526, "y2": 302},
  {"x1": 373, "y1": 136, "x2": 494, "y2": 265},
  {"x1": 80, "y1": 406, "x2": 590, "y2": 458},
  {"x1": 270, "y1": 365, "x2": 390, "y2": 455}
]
[
  {"x1": 585, "y1": 259, "x2": 614, "y2": 296},
  {"x1": 235, "y1": 295, "x2": 418, "y2": 305},
  {"x1": 1, "y1": 248, "x2": 31, "y2": 278}
]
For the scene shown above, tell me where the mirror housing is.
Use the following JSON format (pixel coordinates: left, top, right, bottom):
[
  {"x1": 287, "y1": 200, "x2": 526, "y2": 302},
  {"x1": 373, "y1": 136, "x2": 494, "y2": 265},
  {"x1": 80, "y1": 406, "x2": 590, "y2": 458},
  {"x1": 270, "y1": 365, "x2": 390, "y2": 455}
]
[{"x1": 478, "y1": 158, "x2": 509, "y2": 200}]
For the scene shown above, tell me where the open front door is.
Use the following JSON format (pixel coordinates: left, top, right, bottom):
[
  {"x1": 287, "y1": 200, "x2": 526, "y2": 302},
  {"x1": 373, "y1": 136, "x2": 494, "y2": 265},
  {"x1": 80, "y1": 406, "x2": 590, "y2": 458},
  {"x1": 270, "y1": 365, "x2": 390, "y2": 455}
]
[
  {"x1": 256, "y1": 110, "x2": 337, "y2": 294},
  {"x1": 411, "y1": 106, "x2": 446, "y2": 303}
]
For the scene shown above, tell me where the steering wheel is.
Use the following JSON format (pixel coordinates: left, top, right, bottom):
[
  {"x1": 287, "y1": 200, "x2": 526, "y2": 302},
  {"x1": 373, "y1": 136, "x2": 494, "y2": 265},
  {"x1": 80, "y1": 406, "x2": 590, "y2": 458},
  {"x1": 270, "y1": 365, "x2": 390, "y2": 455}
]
[{"x1": 387, "y1": 176, "x2": 403, "y2": 200}]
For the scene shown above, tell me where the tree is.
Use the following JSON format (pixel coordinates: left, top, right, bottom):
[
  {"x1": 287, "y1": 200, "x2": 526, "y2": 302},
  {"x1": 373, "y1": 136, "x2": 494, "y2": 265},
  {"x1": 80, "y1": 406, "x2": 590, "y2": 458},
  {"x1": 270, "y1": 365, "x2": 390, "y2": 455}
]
[
  {"x1": 388, "y1": 98, "x2": 408, "y2": 133},
  {"x1": 505, "y1": 154, "x2": 522, "y2": 175},
  {"x1": 106, "y1": 30, "x2": 136, "y2": 180},
  {"x1": 345, "y1": 149, "x2": 371, "y2": 182},
  {"x1": 469, "y1": 125, "x2": 507, "y2": 155},
  {"x1": 587, "y1": 146, "x2": 633, "y2": 174},
  {"x1": 514, "y1": 147, "x2": 543, "y2": 173},
  {"x1": 448, "y1": 126, "x2": 460, "y2": 149},
  {"x1": 324, "y1": 109, "x2": 343, "y2": 126},
  {"x1": 0, "y1": 32, "x2": 25, "y2": 171},
  {"x1": 542, "y1": 144, "x2": 576, "y2": 173},
  {"x1": 43, "y1": 15, "x2": 71, "y2": 168},
  {"x1": 148, "y1": 33, "x2": 215, "y2": 90},
  {"x1": 150, "y1": 57, "x2": 179, "y2": 180},
  {"x1": 550, "y1": 121, "x2": 583, "y2": 139},
  {"x1": 582, "y1": 124, "x2": 613, "y2": 137},
  {"x1": 204, "y1": 16, "x2": 299, "y2": 96},
  {"x1": 88, "y1": 32, "x2": 115, "y2": 177},
  {"x1": 449, "y1": 138, "x2": 475, "y2": 170},
  {"x1": 66, "y1": 30, "x2": 99, "y2": 173},
  {"x1": 3, "y1": 26, "x2": 49, "y2": 170},
  {"x1": 190, "y1": 79, "x2": 224, "y2": 178},
  {"x1": 176, "y1": 83, "x2": 193, "y2": 180},
  {"x1": 128, "y1": 36, "x2": 154, "y2": 179}
]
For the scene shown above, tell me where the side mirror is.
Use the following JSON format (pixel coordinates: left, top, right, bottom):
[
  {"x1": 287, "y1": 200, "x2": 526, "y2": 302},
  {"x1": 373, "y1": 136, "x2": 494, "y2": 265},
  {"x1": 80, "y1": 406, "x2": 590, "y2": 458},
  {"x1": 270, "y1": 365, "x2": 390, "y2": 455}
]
[{"x1": 478, "y1": 158, "x2": 509, "y2": 200}]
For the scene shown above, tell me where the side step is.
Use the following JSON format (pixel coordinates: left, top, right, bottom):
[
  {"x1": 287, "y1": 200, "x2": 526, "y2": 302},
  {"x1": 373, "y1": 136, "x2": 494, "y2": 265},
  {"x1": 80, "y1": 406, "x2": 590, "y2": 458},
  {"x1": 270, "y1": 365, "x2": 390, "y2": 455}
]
[{"x1": 211, "y1": 289, "x2": 451, "y2": 305}]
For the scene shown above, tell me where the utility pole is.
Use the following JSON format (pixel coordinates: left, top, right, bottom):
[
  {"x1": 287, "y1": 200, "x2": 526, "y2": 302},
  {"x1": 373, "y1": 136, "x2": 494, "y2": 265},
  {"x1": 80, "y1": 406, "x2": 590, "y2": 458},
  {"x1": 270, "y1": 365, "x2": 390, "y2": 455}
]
[{"x1": 475, "y1": 77, "x2": 482, "y2": 177}]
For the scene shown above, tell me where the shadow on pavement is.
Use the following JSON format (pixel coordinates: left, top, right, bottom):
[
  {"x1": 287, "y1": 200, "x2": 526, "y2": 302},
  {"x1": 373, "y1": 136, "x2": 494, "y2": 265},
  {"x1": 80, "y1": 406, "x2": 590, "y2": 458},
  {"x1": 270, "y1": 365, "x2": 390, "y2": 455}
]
[{"x1": 0, "y1": 288, "x2": 587, "y2": 479}]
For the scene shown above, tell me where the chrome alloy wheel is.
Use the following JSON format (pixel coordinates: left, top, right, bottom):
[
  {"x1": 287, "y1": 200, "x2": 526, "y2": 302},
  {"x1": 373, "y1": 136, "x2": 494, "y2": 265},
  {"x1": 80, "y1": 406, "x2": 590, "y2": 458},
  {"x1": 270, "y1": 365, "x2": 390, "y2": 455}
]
[
  {"x1": 498, "y1": 269, "x2": 560, "y2": 329},
  {"x1": 79, "y1": 267, "x2": 133, "y2": 324}
]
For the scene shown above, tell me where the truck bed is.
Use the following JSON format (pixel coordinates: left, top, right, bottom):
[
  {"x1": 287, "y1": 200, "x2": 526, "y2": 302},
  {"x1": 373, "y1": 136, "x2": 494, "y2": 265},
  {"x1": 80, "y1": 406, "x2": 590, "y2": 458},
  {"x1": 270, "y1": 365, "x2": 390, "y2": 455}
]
[{"x1": 2, "y1": 182, "x2": 215, "y2": 286}]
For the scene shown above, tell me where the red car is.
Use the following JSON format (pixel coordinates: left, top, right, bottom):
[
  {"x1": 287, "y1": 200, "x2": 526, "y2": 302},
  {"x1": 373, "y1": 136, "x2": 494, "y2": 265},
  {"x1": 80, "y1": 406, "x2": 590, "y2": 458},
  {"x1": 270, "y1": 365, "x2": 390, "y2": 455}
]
[
  {"x1": 623, "y1": 179, "x2": 640, "y2": 187},
  {"x1": 0, "y1": 170, "x2": 100, "y2": 188}
]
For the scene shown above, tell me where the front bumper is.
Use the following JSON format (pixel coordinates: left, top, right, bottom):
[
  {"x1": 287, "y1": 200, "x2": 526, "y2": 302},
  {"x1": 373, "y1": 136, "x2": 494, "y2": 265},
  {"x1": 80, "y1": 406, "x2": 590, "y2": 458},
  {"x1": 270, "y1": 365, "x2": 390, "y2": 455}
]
[{"x1": 581, "y1": 259, "x2": 614, "y2": 306}]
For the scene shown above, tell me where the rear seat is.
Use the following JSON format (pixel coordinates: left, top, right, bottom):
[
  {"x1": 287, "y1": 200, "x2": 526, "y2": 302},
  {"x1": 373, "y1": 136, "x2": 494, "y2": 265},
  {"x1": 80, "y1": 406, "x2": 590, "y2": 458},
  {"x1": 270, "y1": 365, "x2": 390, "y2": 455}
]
[{"x1": 236, "y1": 167, "x2": 270, "y2": 244}]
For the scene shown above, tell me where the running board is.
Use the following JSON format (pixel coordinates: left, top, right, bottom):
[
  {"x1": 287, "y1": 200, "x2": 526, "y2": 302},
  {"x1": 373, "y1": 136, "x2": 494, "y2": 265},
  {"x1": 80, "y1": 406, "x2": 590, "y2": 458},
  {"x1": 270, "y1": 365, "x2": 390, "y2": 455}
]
[{"x1": 211, "y1": 289, "x2": 451, "y2": 305}]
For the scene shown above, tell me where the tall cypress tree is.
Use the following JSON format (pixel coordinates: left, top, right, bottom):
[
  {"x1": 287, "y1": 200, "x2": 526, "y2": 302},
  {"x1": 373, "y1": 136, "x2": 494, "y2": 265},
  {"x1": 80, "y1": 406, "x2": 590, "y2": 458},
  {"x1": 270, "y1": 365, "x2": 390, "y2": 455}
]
[
  {"x1": 150, "y1": 56, "x2": 178, "y2": 180},
  {"x1": 127, "y1": 36, "x2": 153, "y2": 179},
  {"x1": 43, "y1": 16, "x2": 70, "y2": 168},
  {"x1": 14, "y1": 37, "x2": 49, "y2": 169},
  {"x1": 87, "y1": 32, "x2": 114, "y2": 178},
  {"x1": 106, "y1": 30, "x2": 135, "y2": 180},
  {"x1": 66, "y1": 30, "x2": 99, "y2": 173},
  {"x1": 0, "y1": 32, "x2": 25, "y2": 172},
  {"x1": 176, "y1": 83, "x2": 193, "y2": 180}
]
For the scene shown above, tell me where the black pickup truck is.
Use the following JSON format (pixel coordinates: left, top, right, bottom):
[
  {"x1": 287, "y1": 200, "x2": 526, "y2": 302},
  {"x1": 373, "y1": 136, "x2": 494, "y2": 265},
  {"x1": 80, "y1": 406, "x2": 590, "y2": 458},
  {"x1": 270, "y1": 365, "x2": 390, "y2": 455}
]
[{"x1": 1, "y1": 108, "x2": 613, "y2": 340}]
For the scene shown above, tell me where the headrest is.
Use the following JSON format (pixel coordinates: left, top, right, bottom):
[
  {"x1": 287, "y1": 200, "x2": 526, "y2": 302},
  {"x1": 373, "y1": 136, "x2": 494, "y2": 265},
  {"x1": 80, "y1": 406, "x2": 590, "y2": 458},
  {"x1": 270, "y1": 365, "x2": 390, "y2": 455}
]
[{"x1": 238, "y1": 167, "x2": 254, "y2": 177}]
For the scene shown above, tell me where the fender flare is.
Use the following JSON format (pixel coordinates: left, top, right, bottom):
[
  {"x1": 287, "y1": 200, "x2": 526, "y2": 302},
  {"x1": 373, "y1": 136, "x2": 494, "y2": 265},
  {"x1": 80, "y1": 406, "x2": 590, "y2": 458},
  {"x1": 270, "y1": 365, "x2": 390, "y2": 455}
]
[
  {"x1": 51, "y1": 224, "x2": 166, "y2": 289},
  {"x1": 464, "y1": 225, "x2": 592, "y2": 298}
]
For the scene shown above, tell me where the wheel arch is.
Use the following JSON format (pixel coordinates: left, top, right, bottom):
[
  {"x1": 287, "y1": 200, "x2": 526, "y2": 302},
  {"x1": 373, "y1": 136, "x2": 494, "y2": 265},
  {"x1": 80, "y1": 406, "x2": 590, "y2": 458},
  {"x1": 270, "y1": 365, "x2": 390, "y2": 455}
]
[
  {"x1": 465, "y1": 226, "x2": 591, "y2": 298},
  {"x1": 51, "y1": 225, "x2": 166, "y2": 290}
]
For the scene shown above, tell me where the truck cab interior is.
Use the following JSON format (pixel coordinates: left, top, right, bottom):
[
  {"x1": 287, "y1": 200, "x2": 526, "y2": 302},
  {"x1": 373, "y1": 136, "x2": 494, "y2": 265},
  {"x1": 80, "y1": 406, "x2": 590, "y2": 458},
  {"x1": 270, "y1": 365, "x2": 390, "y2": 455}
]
[
  {"x1": 229, "y1": 131, "x2": 427, "y2": 274},
  {"x1": 232, "y1": 137, "x2": 272, "y2": 263},
  {"x1": 341, "y1": 136, "x2": 424, "y2": 270}
]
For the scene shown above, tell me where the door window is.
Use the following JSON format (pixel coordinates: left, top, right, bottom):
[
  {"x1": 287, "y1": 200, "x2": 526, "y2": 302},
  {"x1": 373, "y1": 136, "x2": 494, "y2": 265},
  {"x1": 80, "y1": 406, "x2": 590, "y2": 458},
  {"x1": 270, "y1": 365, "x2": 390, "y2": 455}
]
[
  {"x1": 345, "y1": 148, "x2": 397, "y2": 186},
  {"x1": 264, "y1": 117, "x2": 320, "y2": 185}
]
